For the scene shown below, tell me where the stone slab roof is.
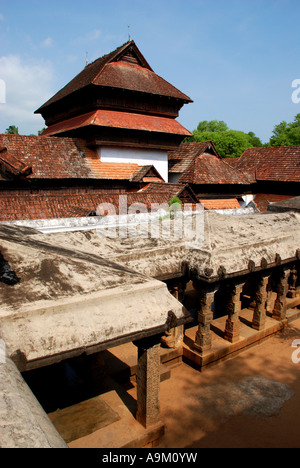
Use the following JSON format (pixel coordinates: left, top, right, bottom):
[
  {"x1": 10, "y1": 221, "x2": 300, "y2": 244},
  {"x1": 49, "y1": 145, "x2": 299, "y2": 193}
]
[
  {"x1": 31, "y1": 211, "x2": 300, "y2": 283},
  {"x1": 186, "y1": 211, "x2": 300, "y2": 281},
  {"x1": 0, "y1": 211, "x2": 299, "y2": 369},
  {"x1": 254, "y1": 194, "x2": 295, "y2": 212},
  {"x1": 0, "y1": 224, "x2": 189, "y2": 370},
  {"x1": 268, "y1": 196, "x2": 300, "y2": 213}
]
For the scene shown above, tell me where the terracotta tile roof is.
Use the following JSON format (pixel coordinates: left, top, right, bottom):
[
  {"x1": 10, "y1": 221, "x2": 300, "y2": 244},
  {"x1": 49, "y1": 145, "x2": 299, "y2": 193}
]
[
  {"x1": 87, "y1": 162, "x2": 141, "y2": 180},
  {"x1": 225, "y1": 158, "x2": 240, "y2": 168},
  {"x1": 36, "y1": 41, "x2": 192, "y2": 113},
  {"x1": 0, "y1": 146, "x2": 32, "y2": 178},
  {"x1": 168, "y1": 141, "x2": 220, "y2": 173},
  {"x1": 0, "y1": 134, "x2": 163, "y2": 182},
  {"x1": 237, "y1": 146, "x2": 300, "y2": 183},
  {"x1": 253, "y1": 194, "x2": 295, "y2": 212},
  {"x1": 130, "y1": 165, "x2": 164, "y2": 183},
  {"x1": 93, "y1": 61, "x2": 192, "y2": 101},
  {"x1": 199, "y1": 198, "x2": 241, "y2": 210},
  {"x1": 41, "y1": 110, "x2": 192, "y2": 138},
  {"x1": 140, "y1": 182, "x2": 199, "y2": 203},
  {"x1": 178, "y1": 153, "x2": 249, "y2": 185},
  {"x1": 0, "y1": 190, "x2": 196, "y2": 222}
]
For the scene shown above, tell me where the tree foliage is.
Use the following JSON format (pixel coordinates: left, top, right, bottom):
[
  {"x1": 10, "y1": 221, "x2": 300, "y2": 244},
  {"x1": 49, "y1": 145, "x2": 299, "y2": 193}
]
[
  {"x1": 5, "y1": 125, "x2": 19, "y2": 134},
  {"x1": 269, "y1": 113, "x2": 300, "y2": 146},
  {"x1": 186, "y1": 120, "x2": 262, "y2": 158},
  {"x1": 196, "y1": 120, "x2": 228, "y2": 133}
]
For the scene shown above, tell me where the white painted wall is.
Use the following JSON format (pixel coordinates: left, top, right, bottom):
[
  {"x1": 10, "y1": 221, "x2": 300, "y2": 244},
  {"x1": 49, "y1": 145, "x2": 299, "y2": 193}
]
[{"x1": 98, "y1": 146, "x2": 169, "y2": 182}]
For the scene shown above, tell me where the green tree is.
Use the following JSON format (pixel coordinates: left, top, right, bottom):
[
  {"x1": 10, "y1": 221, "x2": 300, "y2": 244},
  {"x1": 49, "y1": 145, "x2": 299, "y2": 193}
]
[
  {"x1": 269, "y1": 114, "x2": 300, "y2": 146},
  {"x1": 186, "y1": 120, "x2": 262, "y2": 158},
  {"x1": 247, "y1": 131, "x2": 263, "y2": 147},
  {"x1": 196, "y1": 120, "x2": 228, "y2": 133},
  {"x1": 5, "y1": 125, "x2": 19, "y2": 134}
]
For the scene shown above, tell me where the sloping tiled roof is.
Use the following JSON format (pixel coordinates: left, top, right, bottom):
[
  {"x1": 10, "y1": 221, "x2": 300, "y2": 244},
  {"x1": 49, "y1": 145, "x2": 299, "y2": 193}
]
[
  {"x1": 168, "y1": 141, "x2": 220, "y2": 173},
  {"x1": 199, "y1": 198, "x2": 241, "y2": 210},
  {"x1": 225, "y1": 158, "x2": 241, "y2": 168},
  {"x1": 237, "y1": 146, "x2": 300, "y2": 183},
  {"x1": 41, "y1": 110, "x2": 192, "y2": 138},
  {"x1": 36, "y1": 41, "x2": 192, "y2": 113},
  {"x1": 0, "y1": 134, "x2": 163, "y2": 182},
  {"x1": 0, "y1": 190, "x2": 195, "y2": 222},
  {"x1": 0, "y1": 146, "x2": 32, "y2": 177},
  {"x1": 140, "y1": 182, "x2": 199, "y2": 203},
  {"x1": 178, "y1": 153, "x2": 249, "y2": 185}
]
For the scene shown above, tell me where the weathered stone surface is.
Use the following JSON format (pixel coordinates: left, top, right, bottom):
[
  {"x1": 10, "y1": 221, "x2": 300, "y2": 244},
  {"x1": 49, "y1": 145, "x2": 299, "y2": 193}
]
[
  {"x1": 136, "y1": 340, "x2": 161, "y2": 429},
  {"x1": 252, "y1": 275, "x2": 269, "y2": 331},
  {"x1": 0, "y1": 358, "x2": 67, "y2": 448},
  {"x1": 0, "y1": 224, "x2": 189, "y2": 370},
  {"x1": 187, "y1": 212, "x2": 300, "y2": 281}
]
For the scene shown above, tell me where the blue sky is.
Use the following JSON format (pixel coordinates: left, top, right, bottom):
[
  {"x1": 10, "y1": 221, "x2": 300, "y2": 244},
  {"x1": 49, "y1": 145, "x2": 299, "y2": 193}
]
[{"x1": 1, "y1": 0, "x2": 300, "y2": 142}]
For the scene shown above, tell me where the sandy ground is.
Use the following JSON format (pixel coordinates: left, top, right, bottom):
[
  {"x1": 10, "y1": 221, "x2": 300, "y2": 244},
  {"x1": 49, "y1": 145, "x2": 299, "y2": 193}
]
[{"x1": 153, "y1": 318, "x2": 300, "y2": 448}]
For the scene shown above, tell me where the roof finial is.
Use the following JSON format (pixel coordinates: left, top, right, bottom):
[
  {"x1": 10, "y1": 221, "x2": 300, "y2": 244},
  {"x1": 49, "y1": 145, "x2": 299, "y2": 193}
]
[
  {"x1": 128, "y1": 25, "x2": 131, "y2": 42},
  {"x1": 85, "y1": 52, "x2": 89, "y2": 67}
]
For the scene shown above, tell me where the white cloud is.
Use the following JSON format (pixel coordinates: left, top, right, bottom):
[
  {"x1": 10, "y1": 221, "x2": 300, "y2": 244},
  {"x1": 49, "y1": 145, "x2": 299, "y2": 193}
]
[
  {"x1": 41, "y1": 37, "x2": 54, "y2": 48},
  {"x1": 0, "y1": 55, "x2": 54, "y2": 134},
  {"x1": 0, "y1": 13, "x2": 4, "y2": 21}
]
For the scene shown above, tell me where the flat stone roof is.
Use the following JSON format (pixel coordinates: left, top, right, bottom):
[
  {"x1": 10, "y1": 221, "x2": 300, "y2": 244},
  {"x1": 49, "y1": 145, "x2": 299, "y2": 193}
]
[
  {"x1": 0, "y1": 224, "x2": 189, "y2": 371},
  {"x1": 187, "y1": 211, "x2": 300, "y2": 281},
  {"x1": 44, "y1": 211, "x2": 300, "y2": 281},
  {"x1": 268, "y1": 196, "x2": 300, "y2": 213},
  {"x1": 0, "y1": 211, "x2": 299, "y2": 370}
]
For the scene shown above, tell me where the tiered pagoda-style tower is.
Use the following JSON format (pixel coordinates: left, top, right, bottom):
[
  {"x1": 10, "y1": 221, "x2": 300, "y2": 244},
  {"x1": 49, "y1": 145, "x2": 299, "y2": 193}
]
[{"x1": 35, "y1": 41, "x2": 193, "y2": 181}]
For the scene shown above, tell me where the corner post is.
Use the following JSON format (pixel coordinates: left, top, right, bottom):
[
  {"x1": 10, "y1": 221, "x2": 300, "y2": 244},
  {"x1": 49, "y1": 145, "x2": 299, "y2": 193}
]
[{"x1": 134, "y1": 335, "x2": 162, "y2": 429}]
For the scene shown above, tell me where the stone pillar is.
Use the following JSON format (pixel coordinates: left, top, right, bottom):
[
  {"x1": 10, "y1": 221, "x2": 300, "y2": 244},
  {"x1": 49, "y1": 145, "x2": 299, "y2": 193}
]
[
  {"x1": 272, "y1": 269, "x2": 290, "y2": 321},
  {"x1": 161, "y1": 283, "x2": 185, "y2": 349},
  {"x1": 134, "y1": 335, "x2": 161, "y2": 429},
  {"x1": 224, "y1": 282, "x2": 243, "y2": 343},
  {"x1": 287, "y1": 265, "x2": 298, "y2": 298},
  {"x1": 252, "y1": 274, "x2": 269, "y2": 330},
  {"x1": 194, "y1": 284, "x2": 217, "y2": 354}
]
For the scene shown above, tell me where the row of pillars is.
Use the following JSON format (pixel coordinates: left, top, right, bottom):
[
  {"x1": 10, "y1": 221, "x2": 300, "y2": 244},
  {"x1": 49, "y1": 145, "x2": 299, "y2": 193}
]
[
  {"x1": 132, "y1": 264, "x2": 299, "y2": 430},
  {"x1": 194, "y1": 265, "x2": 299, "y2": 354}
]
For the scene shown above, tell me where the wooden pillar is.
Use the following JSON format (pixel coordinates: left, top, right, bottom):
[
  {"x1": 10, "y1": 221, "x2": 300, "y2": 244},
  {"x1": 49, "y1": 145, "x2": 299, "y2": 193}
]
[
  {"x1": 134, "y1": 335, "x2": 161, "y2": 429},
  {"x1": 252, "y1": 274, "x2": 269, "y2": 330},
  {"x1": 224, "y1": 282, "x2": 243, "y2": 343},
  {"x1": 194, "y1": 284, "x2": 217, "y2": 354},
  {"x1": 272, "y1": 268, "x2": 290, "y2": 321}
]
